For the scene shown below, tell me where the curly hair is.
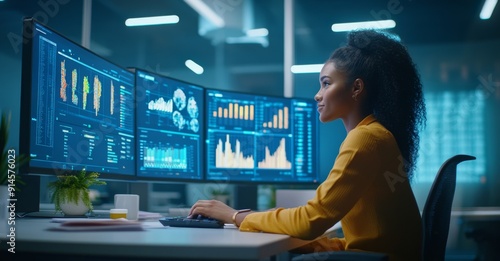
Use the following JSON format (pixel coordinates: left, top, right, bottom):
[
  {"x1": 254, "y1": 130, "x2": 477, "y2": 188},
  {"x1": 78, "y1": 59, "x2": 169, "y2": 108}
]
[{"x1": 328, "y1": 30, "x2": 426, "y2": 180}]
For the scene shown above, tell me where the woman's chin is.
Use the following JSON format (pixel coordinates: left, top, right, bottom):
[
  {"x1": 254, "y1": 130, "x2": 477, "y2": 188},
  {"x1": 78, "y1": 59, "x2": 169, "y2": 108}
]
[{"x1": 319, "y1": 115, "x2": 331, "y2": 123}]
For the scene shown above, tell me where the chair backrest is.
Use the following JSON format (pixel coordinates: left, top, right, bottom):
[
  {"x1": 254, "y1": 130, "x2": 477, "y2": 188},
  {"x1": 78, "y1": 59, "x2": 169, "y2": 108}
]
[{"x1": 421, "y1": 154, "x2": 476, "y2": 261}]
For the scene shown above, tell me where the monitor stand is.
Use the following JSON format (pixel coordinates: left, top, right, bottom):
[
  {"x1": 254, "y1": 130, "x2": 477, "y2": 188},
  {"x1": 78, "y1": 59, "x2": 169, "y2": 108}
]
[{"x1": 15, "y1": 175, "x2": 40, "y2": 214}]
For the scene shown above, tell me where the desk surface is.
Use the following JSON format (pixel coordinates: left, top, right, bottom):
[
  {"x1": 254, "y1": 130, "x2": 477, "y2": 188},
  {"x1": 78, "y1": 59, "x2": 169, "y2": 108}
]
[
  {"x1": 3, "y1": 218, "x2": 311, "y2": 260},
  {"x1": 451, "y1": 207, "x2": 500, "y2": 221}
]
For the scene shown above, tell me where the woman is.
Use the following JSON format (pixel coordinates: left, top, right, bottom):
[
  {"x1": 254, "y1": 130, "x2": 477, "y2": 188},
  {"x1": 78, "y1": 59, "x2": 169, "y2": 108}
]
[{"x1": 189, "y1": 29, "x2": 426, "y2": 261}]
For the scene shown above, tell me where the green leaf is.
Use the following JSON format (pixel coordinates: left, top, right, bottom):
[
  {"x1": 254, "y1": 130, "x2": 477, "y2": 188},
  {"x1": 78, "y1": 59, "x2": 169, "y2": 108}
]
[
  {"x1": 48, "y1": 169, "x2": 106, "y2": 212},
  {"x1": 1, "y1": 111, "x2": 29, "y2": 188}
]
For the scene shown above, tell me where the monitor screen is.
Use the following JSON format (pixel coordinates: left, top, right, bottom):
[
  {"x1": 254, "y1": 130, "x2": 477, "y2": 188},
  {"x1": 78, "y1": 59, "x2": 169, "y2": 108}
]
[
  {"x1": 19, "y1": 18, "x2": 136, "y2": 178},
  {"x1": 133, "y1": 69, "x2": 204, "y2": 181},
  {"x1": 205, "y1": 89, "x2": 319, "y2": 183}
]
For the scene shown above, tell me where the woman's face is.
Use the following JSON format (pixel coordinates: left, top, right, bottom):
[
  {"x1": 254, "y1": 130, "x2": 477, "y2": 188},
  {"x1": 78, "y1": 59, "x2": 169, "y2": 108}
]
[{"x1": 314, "y1": 61, "x2": 354, "y2": 123}]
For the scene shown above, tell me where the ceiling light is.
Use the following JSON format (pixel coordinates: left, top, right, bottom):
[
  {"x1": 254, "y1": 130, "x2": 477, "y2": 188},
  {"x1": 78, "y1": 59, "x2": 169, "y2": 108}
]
[
  {"x1": 184, "y1": 0, "x2": 225, "y2": 27},
  {"x1": 185, "y1": 59, "x2": 204, "y2": 75},
  {"x1": 480, "y1": 0, "x2": 498, "y2": 19},
  {"x1": 291, "y1": 64, "x2": 323, "y2": 74},
  {"x1": 226, "y1": 36, "x2": 269, "y2": 47},
  {"x1": 331, "y1": 20, "x2": 396, "y2": 32},
  {"x1": 125, "y1": 15, "x2": 179, "y2": 27},
  {"x1": 246, "y1": 28, "x2": 268, "y2": 37}
]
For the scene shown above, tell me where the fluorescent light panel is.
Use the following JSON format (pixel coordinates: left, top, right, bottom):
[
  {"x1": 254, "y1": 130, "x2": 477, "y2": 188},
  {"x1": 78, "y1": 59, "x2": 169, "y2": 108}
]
[
  {"x1": 185, "y1": 59, "x2": 204, "y2": 74},
  {"x1": 246, "y1": 28, "x2": 268, "y2": 37},
  {"x1": 125, "y1": 15, "x2": 179, "y2": 26},
  {"x1": 331, "y1": 19, "x2": 396, "y2": 32},
  {"x1": 291, "y1": 64, "x2": 323, "y2": 74},
  {"x1": 184, "y1": 0, "x2": 225, "y2": 27},
  {"x1": 480, "y1": 0, "x2": 498, "y2": 19}
]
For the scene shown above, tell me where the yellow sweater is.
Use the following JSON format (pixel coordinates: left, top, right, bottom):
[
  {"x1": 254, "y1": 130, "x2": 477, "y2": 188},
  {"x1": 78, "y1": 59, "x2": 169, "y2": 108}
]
[{"x1": 239, "y1": 114, "x2": 422, "y2": 261}]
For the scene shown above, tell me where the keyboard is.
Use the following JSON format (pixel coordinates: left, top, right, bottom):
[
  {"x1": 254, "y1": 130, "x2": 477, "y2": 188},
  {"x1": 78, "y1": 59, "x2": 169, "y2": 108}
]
[{"x1": 159, "y1": 216, "x2": 224, "y2": 229}]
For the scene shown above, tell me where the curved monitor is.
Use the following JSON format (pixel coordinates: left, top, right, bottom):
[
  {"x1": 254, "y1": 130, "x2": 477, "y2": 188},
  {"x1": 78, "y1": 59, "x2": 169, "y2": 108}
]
[
  {"x1": 19, "y1": 18, "x2": 136, "y2": 179},
  {"x1": 133, "y1": 68, "x2": 204, "y2": 181},
  {"x1": 205, "y1": 89, "x2": 319, "y2": 184}
]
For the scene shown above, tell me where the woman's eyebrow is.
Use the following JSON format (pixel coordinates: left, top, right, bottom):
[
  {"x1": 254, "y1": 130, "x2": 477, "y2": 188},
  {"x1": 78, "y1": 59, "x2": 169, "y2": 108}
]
[{"x1": 320, "y1": 75, "x2": 330, "y2": 81}]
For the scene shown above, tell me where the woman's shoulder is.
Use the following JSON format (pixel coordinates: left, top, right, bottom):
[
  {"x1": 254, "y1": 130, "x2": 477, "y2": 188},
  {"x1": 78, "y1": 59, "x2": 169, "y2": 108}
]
[
  {"x1": 349, "y1": 120, "x2": 391, "y2": 139},
  {"x1": 344, "y1": 121, "x2": 394, "y2": 148}
]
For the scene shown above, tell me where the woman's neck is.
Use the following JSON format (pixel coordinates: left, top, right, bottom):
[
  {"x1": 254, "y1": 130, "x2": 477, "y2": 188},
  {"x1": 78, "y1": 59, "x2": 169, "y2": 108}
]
[{"x1": 342, "y1": 111, "x2": 372, "y2": 132}]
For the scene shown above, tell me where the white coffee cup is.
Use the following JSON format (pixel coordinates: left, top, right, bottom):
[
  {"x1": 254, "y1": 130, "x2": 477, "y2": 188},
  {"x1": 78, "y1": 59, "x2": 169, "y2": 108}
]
[{"x1": 114, "y1": 194, "x2": 139, "y2": 220}]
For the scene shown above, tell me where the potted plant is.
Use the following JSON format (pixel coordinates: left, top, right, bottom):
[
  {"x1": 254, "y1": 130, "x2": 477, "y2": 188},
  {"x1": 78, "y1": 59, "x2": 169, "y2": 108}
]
[
  {"x1": 209, "y1": 186, "x2": 230, "y2": 205},
  {"x1": 1, "y1": 111, "x2": 28, "y2": 188},
  {"x1": 1, "y1": 111, "x2": 28, "y2": 234},
  {"x1": 48, "y1": 169, "x2": 106, "y2": 216}
]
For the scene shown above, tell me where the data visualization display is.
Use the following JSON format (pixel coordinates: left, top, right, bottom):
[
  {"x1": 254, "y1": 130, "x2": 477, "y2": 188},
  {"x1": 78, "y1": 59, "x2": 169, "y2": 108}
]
[
  {"x1": 206, "y1": 89, "x2": 318, "y2": 183},
  {"x1": 134, "y1": 69, "x2": 203, "y2": 180},
  {"x1": 20, "y1": 18, "x2": 136, "y2": 177}
]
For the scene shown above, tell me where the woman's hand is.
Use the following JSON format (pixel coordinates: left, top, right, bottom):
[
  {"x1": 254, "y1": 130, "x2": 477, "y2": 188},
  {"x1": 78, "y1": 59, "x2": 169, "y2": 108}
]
[{"x1": 188, "y1": 200, "x2": 236, "y2": 224}]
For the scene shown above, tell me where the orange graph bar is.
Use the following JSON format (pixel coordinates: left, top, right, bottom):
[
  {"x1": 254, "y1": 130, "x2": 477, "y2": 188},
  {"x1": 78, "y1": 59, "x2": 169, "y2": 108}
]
[
  {"x1": 263, "y1": 107, "x2": 289, "y2": 129},
  {"x1": 234, "y1": 104, "x2": 239, "y2": 119},
  {"x1": 284, "y1": 107, "x2": 289, "y2": 129},
  {"x1": 60, "y1": 60, "x2": 67, "y2": 102},
  {"x1": 215, "y1": 134, "x2": 254, "y2": 168},
  {"x1": 278, "y1": 109, "x2": 283, "y2": 129},
  {"x1": 213, "y1": 103, "x2": 255, "y2": 121},
  {"x1": 110, "y1": 80, "x2": 114, "y2": 115},
  {"x1": 250, "y1": 105, "x2": 254, "y2": 120},
  {"x1": 71, "y1": 69, "x2": 78, "y2": 105},
  {"x1": 258, "y1": 138, "x2": 291, "y2": 169}
]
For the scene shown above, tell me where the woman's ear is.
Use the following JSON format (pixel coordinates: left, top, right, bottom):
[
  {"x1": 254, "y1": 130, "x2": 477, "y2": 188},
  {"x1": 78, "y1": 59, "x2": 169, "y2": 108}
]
[{"x1": 351, "y1": 78, "x2": 365, "y2": 101}]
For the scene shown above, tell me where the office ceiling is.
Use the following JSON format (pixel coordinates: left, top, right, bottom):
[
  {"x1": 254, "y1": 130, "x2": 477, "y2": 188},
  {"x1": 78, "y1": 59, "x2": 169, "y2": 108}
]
[{"x1": 2, "y1": 0, "x2": 499, "y2": 92}]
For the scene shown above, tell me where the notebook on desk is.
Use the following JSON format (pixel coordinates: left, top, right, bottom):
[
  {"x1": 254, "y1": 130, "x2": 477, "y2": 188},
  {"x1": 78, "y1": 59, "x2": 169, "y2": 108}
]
[
  {"x1": 18, "y1": 210, "x2": 94, "y2": 218},
  {"x1": 49, "y1": 218, "x2": 144, "y2": 231}
]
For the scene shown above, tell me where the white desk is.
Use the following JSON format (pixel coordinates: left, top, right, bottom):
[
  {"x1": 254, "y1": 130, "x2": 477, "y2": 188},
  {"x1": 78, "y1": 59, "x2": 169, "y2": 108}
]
[
  {"x1": 451, "y1": 208, "x2": 500, "y2": 261},
  {"x1": 1, "y1": 218, "x2": 311, "y2": 261},
  {"x1": 451, "y1": 207, "x2": 500, "y2": 221}
]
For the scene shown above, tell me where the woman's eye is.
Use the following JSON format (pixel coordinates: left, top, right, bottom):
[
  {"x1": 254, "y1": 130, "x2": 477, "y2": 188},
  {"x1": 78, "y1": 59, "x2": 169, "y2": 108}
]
[{"x1": 322, "y1": 81, "x2": 330, "y2": 87}]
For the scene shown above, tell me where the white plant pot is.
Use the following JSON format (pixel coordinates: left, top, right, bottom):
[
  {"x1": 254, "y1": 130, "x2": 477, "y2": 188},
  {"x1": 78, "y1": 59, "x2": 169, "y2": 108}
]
[
  {"x1": 212, "y1": 195, "x2": 229, "y2": 205},
  {"x1": 59, "y1": 195, "x2": 90, "y2": 216}
]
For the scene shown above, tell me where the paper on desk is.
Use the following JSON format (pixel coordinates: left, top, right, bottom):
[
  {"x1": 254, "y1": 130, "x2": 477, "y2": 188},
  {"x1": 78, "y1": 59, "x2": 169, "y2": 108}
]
[
  {"x1": 51, "y1": 218, "x2": 110, "y2": 223},
  {"x1": 138, "y1": 211, "x2": 163, "y2": 220},
  {"x1": 49, "y1": 219, "x2": 144, "y2": 231}
]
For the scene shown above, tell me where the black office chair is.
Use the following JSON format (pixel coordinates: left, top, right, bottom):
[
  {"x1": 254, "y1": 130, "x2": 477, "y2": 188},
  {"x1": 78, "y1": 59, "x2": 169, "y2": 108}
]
[
  {"x1": 292, "y1": 154, "x2": 476, "y2": 261},
  {"x1": 421, "y1": 154, "x2": 476, "y2": 261}
]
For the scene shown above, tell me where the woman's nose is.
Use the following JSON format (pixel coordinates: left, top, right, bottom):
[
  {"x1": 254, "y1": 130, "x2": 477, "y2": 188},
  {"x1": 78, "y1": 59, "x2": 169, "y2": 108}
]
[{"x1": 314, "y1": 93, "x2": 321, "y2": 102}]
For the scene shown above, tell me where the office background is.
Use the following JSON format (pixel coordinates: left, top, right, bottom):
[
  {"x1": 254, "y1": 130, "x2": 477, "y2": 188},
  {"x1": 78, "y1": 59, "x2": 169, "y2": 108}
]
[{"x1": 1, "y1": 0, "x2": 499, "y2": 259}]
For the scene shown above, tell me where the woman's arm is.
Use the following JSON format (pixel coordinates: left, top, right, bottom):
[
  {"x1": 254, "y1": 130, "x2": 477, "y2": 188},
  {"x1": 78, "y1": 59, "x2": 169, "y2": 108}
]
[{"x1": 239, "y1": 126, "x2": 383, "y2": 240}]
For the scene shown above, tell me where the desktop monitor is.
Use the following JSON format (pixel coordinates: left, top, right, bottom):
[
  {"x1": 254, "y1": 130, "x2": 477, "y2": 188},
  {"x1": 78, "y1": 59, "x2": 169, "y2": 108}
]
[
  {"x1": 133, "y1": 68, "x2": 204, "y2": 181},
  {"x1": 205, "y1": 89, "x2": 319, "y2": 183},
  {"x1": 19, "y1": 18, "x2": 136, "y2": 179}
]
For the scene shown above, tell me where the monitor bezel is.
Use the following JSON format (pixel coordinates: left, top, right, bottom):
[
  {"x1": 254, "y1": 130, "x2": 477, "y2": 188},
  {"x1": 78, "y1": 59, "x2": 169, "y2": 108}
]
[
  {"x1": 204, "y1": 87, "x2": 320, "y2": 185},
  {"x1": 130, "y1": 67, "x2": 207, "y2": 183},
  {"x1": 19, "y1": 17, "x2": 137, "y2": 180}
]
